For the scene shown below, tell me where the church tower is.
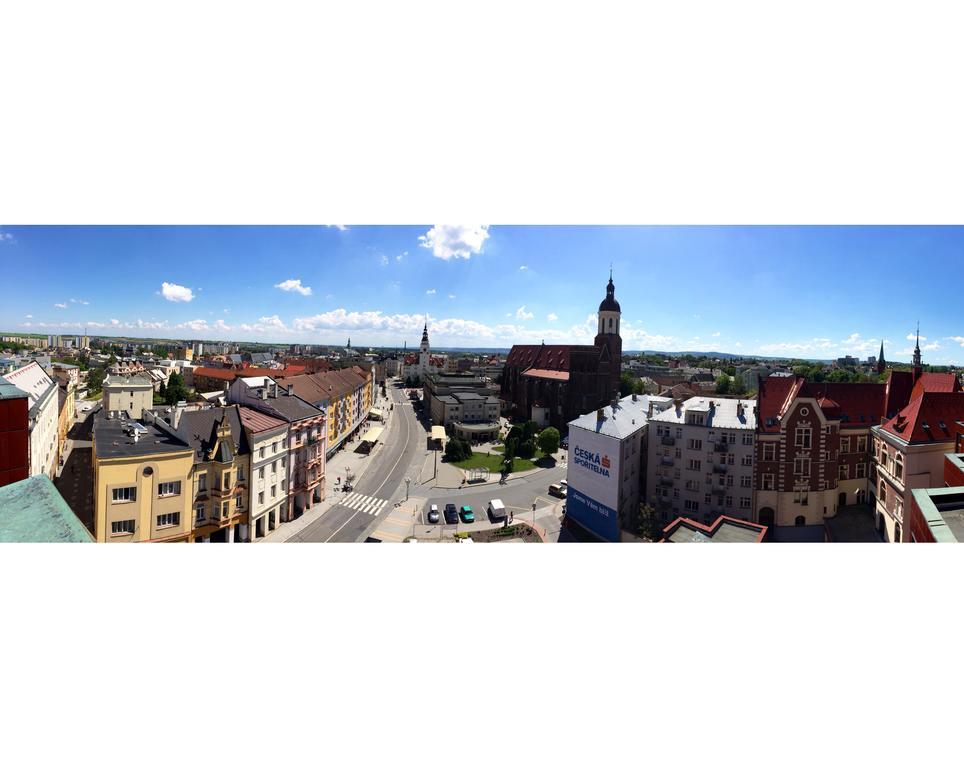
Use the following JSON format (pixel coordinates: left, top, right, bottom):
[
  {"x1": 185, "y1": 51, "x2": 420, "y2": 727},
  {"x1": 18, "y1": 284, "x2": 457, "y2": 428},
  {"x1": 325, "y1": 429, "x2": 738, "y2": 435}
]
[
  {"x1": 912, "y1": 323, "x2": 923, "y2": 382},
  {"x1": 876, "y1": 340, "x2": 886, "y2": 375},
  {"x1": 419, "y1": 319, "x2": 431, "y2": 379},
  {"x1": 594, "y1": 270, "x2": 622, "y2": 400}
]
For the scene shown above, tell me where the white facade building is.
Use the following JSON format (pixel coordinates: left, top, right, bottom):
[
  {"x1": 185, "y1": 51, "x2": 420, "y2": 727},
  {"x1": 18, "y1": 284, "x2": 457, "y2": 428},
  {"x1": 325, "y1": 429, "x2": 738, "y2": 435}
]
[
  {"x1": 565, "y1": 394, "x2": 672, "y2": 541},
  {"x1": 4, "y1": 361, "x2": 60, "y2": 479},
  {"x1": 647, "y1": 397, "x2": 758, "y2": 527}
]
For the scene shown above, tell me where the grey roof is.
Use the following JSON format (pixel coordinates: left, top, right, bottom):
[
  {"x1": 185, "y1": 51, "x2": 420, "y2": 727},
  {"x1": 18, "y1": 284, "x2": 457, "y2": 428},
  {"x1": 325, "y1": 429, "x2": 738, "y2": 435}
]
[
  {"x1": 93, "y1": 412, "x2": 192, "y2": 459},
  {"x1": 104, "y1": 372, "x2": 154, "y2": 388},
  {"x1": 666, "y1": 519, "x2": 764, "y2": 543},
  {"x1": 0, "y1": 475, "x2": 93, "y2": 543},
  {"x1": 175, "y1": 406, "x2": 250, "y2": 464},
  {"x1": 911, "y1": 487, "x2": 964, "y2": 543},
  {"x1": 250, "y1": 352, "x2": 274, "y2": 364},
  {"x1": 0, "y1": 376, "x2": 29, "y2": 401},
  {"x1": 569, "y1": 395, "x2": 672, "y2": 440},
  {"x1": 649, "y1": 396, "x2": 758, "y2": 430},
  {"x1": 228, "y1": 354, "x2": 243, "y2": 364}
]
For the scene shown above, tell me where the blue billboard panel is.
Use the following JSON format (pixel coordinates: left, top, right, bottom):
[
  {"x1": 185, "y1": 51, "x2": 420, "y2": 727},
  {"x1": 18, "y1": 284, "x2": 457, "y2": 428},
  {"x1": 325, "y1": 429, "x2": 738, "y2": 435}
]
[{"x1": 567, "y1": 487, "x2": 619, "y2": 542}]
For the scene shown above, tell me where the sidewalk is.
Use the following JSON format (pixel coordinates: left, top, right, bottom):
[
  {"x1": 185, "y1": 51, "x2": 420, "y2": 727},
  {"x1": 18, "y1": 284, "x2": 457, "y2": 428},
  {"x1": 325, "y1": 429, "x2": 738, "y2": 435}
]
[{"x1": 258, "y1": 416, "x2": 390, "y2": 543}]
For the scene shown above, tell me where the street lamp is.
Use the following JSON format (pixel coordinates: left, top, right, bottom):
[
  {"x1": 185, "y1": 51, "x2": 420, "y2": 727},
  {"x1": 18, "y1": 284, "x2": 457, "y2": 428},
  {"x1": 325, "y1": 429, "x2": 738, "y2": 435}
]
[{"x1": 405, "y1": 476, "x2": 411, "y2": 501}]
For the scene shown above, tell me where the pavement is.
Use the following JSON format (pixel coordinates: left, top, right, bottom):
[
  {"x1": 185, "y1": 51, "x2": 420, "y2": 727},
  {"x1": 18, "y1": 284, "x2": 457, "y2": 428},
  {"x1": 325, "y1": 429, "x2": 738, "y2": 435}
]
[{"x1": 53, "y1": 401, "x2": 99, "y2": 534}]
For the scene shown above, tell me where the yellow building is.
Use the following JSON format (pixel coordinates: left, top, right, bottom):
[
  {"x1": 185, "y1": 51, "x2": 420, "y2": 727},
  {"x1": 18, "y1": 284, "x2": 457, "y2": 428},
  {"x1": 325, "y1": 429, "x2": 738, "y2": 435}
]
[
  {"x1": 288, "y1": 366, "x2": 373, "y2": 458},
  {"x1": 92, "y1": 405, "x2": 252, "y2": 543},
  {"x1": 92, "y1": 413, "x2": 195, "y2": 542}
]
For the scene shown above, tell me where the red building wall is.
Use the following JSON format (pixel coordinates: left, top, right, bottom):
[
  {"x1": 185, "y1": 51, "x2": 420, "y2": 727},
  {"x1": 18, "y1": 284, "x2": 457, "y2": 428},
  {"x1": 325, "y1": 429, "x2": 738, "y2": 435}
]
[
  {"x1": 0, "y1": 396, "x2": 30, "y2": 488},
  {"x1": 943, "y1": 454, "x2": 964, "y2": 487}
]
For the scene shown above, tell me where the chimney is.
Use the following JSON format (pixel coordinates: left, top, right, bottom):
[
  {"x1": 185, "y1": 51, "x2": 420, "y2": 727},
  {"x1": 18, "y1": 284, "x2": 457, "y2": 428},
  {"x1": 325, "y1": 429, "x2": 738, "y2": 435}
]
[
  {"x1": 287, "y1": 383, "x2": 294, "y2": 396},
  {"x1": 632, "y1": 392, "x2": 638, "y2": 402}
]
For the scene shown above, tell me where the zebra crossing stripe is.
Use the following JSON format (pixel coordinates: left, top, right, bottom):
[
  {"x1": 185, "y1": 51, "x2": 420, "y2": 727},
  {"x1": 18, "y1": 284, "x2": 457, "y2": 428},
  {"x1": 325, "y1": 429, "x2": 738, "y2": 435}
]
[{"x1": 362, "y1": 498, "x2": 379, "y2": 515}]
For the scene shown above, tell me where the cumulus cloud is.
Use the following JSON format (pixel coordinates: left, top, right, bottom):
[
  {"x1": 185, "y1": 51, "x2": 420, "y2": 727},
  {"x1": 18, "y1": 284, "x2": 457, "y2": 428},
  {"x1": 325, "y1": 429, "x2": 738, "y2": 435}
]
[
  {"x1": 516, "y1": 306, "x2": 534, "y2": 321},
  {"x1": 326, "y1": 224, "x2": 348, "y2": 231},
  {"x1": 907, "y1": 332, "x2": 926, "y2": 341},
  {"x1": 547, "y1": 313, "x2": 558, "y2": 322},
  {"x1": 379, "y1": 254, "x2": 389, "y2": 266},
  {"x1": 396, "y1": 251, "x2": 407, "y2": 262},
  {"x1": 274, "y1": 278, "x2": 312, "y2": 296},
  {"x1": 69, "y1": 298, "x2": 90, "y2": 305},
  {"x1": 448, "y1": 293, "x2": 456, "y2": 299},
  {"x1": 0, "y1": 231, "x2": 14, "y2": 243},
  {"x1": 418, "y1": 225, "x2": 490, "y2": 260},
  {"x1": 426, "y1": 288, "x2": 437, "y2": 295},
  {"x1": 519, "y1": 265, "x2": 528, "y2": 271},
  {"x1": 161, "y1": 282, "x2": 195, "y2": 303},
  {"x1": 53, "y1": 302, "x2": 67, "y2": 309},
  {"x1": 25, "y1": 314, "x2": 32, "y2": 319}
]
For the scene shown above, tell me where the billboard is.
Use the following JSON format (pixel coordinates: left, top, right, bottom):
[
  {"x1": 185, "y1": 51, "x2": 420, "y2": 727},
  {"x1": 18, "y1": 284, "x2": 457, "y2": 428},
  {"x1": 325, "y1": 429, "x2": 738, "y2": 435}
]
[{"x1": 566, "y1": 428, "x2": 621, "y2": 542}]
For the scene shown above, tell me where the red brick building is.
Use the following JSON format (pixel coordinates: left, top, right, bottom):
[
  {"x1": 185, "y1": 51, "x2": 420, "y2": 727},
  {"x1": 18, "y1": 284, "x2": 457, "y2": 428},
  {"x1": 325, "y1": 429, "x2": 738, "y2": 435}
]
[
  {"x1": 501, "y1": 273, "x2": 622, "y2": 430},
  {"x1": 0, "y1": 376, "x2": 31, "y2": 488}
]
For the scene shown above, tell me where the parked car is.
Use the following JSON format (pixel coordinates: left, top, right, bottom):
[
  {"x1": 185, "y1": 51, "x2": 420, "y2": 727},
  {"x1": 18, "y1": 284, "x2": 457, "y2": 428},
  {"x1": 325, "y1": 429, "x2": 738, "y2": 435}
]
[
  {"x1": 487, "y1": 499, "x2": 507, "y2": 522},
  {"x1": 444, "y1": 503, "x2": 458, "y2": 524},
  {"x1": 560, "y1": 436, "x2": 569, "y2": 449},
  {"x1": 459, "y1": 505, "x2": 475, "y2": 524},
  {"x1": 427, "y1": 504, "x2": 440, "y2": 524},
  {"x1": 549, "y1": 483, "x2": 567, "y2": 498}
]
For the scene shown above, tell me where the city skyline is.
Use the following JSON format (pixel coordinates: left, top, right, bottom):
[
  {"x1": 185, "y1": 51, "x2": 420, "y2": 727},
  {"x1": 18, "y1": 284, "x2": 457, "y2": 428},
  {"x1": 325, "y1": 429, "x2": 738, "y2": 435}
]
[{"x1": 2, "y1": 225, "x2": 962, "y2": 364}]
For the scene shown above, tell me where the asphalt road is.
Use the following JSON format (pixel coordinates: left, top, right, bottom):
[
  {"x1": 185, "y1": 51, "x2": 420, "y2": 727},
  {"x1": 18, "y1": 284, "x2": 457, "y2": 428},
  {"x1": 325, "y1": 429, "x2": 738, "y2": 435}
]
[{"x1": 289, "y1": 383, "x2": 425, "y2": 542}]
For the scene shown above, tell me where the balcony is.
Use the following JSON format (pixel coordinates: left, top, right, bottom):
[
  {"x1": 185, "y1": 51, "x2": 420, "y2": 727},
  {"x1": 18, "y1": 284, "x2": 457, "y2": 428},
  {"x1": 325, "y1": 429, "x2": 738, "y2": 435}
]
[
  {"x1": 659, "y1": 477, "x2": 674, "y2": 488},
  {"x1": 661, "y1": 436, "x2": 676, "y2": 446},
  {"x1": 712, "y1": 464, "x2": 728, "y2": 475},
  {"x1": 711, "y1": 486, "x2": 725, "y2": 496},
  {"x1": 714, "y1": 443, "x2": 729, "y2": 454},
  {"x1": 660, "y1": 456, "x2": 674, "y2": 467}
]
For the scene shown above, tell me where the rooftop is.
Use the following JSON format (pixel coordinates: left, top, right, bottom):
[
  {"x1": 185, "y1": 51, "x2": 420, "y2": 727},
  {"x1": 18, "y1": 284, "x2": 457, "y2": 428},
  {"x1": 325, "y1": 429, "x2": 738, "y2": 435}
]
[
  {"x1": 104, "y1": 372, "x2": 154, "y2": 388},
  {"x1": 650, "y1": 396, "x2": 757, "y2": 430},
  {"x1": 0, "y1": 375, "x2": 29, "y2": 401},
  {"x1": 662, "y1": 516, "x2": 767, "y2": 543},
  {"x1": 569, "y1": 394, "x2": 672, "y2": 439},
  {"x1": 0, "y1": 475, "x2": 93, "y2": 542},
  {"x1": 911, "y1": 487, "x2": 964, "y2": 542},
  {"x1": 93, "y1": 411, "x2": 192, "y2": 459}
]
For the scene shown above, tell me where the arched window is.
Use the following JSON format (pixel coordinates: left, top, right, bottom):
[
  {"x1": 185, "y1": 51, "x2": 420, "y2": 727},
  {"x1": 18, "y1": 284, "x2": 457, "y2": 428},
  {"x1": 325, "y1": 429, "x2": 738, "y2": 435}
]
[
  {"x1": 879, "y1": 481, "x2": 887, "y2": 503},
  {"x1": 608, "y1": 317, "x2": 613, "y2": 329},
  {"x1": 795, "y1": 515, "x2": 806, "y2": 527},
  {"x1": 895, "y1": 454, "x2": 903, "y2": 481},
  {"x1": 894, "y1": 522, "x2": 902, "y2": 543}
]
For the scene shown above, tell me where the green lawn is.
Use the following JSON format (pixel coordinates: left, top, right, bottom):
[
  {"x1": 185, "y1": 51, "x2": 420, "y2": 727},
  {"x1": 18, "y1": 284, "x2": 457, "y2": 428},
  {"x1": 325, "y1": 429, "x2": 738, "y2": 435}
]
[
  {"x1": 491, "y1": 445, "x2": 546, "y2": 462},
  {"x1": 452, "y1": 451, "x2": 539, "y2": 473}
]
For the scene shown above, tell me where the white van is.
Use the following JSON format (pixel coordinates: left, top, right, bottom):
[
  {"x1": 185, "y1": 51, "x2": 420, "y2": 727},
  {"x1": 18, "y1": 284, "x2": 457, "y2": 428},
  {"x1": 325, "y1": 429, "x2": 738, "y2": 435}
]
[{"x1": 487, "y1": 499, "x2": 507, "y2": 522}]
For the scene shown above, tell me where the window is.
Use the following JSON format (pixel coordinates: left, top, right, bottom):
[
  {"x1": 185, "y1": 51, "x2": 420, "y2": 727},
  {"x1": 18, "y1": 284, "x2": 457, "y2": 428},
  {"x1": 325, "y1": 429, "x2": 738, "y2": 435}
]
[
  {"x1": 741, "y1": 455, "x2": 753, "y2": 467},
  {"x1": 894, "y1": 454, "x2": 903, "y2": 481},
  {"x1": 112, "y1": 486, "x2": 136, "y2": 503},
  {"x1": 281, "y1": 456, "x2": 287, "y2": 468},
  {"x1": 271, "y1": 485, "x2": 277, "y2": 498},
  {"x1": 156, "y1": 512, "x2": 180, "y2": 528},
  {"x1": 856, "y1": 462, "x2": 866, "y2": 479},
  {"x1": 763, "y1": 443, "x2": 776, "y2": 462},
  {"x1": 259, "y1": 447, "x2": 265, "y2": 459},
  {"x1": 259, "y1": 466, "x2": 265, "y2": 480},
  {"x1": 224, "y1": 472, "x2": 232, "y2": 488},
  {"x1": 704, "y1": 494, "x2": 712, "y2": 504},
  {"x1": 258, "y1": 491, "x2": 264, "y2": 505},
  {"x1": 795, "y1": 515, "x2": 806, "y2": 527},
  {"x1": 839, "y1": 464, "x2": 850, "y2": 481},
  {"x1": 742, "y1": 434, "x2": 753, "y2": 446},
  {"x1": 684, "y1": 500, "x2": 699, "y2": 512},
  {"x1": 672, "y1": 488, "x2": 679, "y2": 499},
  {"x1": 687, "y1": 459, "x2": 702, "y2": 471},
  {"x1": 222, "y1": 501, "x2": 230, "y2": 518},
  {"x1": 273, "y1": 441, "x2": 279, "y2": 454},
  {"x1": 676, "y1": 428, "x2": 683, "y2": 439},
  {"x1": 856, "y1": 436, "x2": 867, "y2": 453},
  {"x1": 195, "y1": 504, "x2": 205, "y2": 522},
  {"x1": 841, "y1": 437, "x2": 851, "y2": 453},
  {"x1": 237, "y1": 466, "x2": 244, "y2": 482},
  {"x1": 198, "y1": 473, "x2": 207, "y2": 491},
  {"x1": 725, "y1": 495, "x2": 733, "y2": 507},
  {"x1": 685, "y1": 480, "x2": 700, "y2": 492},
  {"x1": 741, "y1": 476, "x2": 752, "y2": 488},
  {"x1": 879, "y1": 482, "x2": 887, "y2": 503},
  {"x1": 236, "y1": 495, "x2": 243, "y2": 509},
  {"x1": 111, "y1": 520, "x2": 135, "y2": 535},
  {"x1": 675, "y1": 448, "x2": 682, "y2": 459},
  {"x1": 272, "y1": 460, "x2": 277, "y2": 473},
  {"x1": 794, "y1": 457, "x2": 810, "y2": 476},
  {"x1": 687, "y1": 439, "x2": 702, "y2": 451},
  {"x1": 158, "y1": 481, "x2": 181, "y2": 497},
  {"x1": 795, "y1": 426, "x2": 812, "y2": 449},
  {"x1": 740, "y1": 497, "x2": 751, "y2": 509},
  {"x1": 762, "y1": 474, "x2": 774, "y2": 491}
]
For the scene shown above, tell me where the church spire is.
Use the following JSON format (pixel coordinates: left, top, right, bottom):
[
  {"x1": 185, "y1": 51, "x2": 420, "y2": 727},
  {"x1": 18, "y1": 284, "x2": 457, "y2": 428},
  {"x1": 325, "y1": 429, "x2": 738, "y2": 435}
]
[
  {"x1": 877, "y1": 339, "x2": 886, "y2": 375},
  {"x1": 913, "y1": 322, "x2": 922, "y2": 375}
]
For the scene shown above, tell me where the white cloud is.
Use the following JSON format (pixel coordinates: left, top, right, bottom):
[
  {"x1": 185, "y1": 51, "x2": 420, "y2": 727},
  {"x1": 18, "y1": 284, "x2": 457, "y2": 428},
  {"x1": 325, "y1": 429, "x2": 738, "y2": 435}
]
[
  {"x1": 516, "y1": 306, "x2": 534, "y2": 321},
  {"x1": 547, "y1": 313, "x2": 559, "y2": 322},
  {"x1": 0, "y1": 231, "x2": 14, "y2": 243},
  {"x1": 53, "y1": 303, "x2": 67, "y2": 309},
  {"x1": 24, "y1": 314, "x2": 32, "y2": 319},
  {"x1": 69, "y1": 298, "x2": 90, "y2": 305},
  {"x1": 161, "y1": 281, "x2": 195, "y2": 303},
  {"x1": 379, "y1": 254, "x2": 389, "y2": 266},
  {"x1": 274, "y1": 278, "x2": 312, "y2": 296},
  {"x1": 907, "y1": 332, "x2": 927, "y2": 342},
  {"x1": 223, "y1": 308, "x2": 230, "y2": 314},
  {"x1": 711, "y1": 331, "x2": 721, "y2": 337},
  {"x1": 426, "y1": 288, "x2": 437, "y2": 295},
  {"x1": 949, "y1": 336, "x2": 964, "y2": 347},
  {"x1": 326, "y1": 225, "x2": 348, "y2": 231},
  {"x1": 396, "y1": 251, "x2": 407, "y2": 262},
  {"x1": 448, "y1": 293, "x2": 456, "y2": 299},
  {"x1": 418, "y1": 225, "x2": 490, "y2": 260},
  {"x1": 519, "y1": 265, "x2": 528, "y2": 271}
]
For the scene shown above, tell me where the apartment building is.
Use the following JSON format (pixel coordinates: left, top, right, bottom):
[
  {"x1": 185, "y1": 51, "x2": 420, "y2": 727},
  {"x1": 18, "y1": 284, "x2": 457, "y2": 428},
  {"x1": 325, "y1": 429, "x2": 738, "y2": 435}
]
[
  {"x1": 647, "y1": 397, "x2": 758, "y2": 527},
  {"x1": 238, "y1": 406, "x2": 289, "y2": 540},
  {"x1": 287, "y1": 366, "x2": 372, "y2": 457},
  {"x1": 228, "y1": 377, "x2": 326, "y2": 521},
  {"x1": 3, "y1": 361, "x2": 59, "y2": 479},
  {"x1": 92, "y1": 411, "x2": 195, "y2": 542},
  {"x1": 103, "y1": 372, "x2": 154, "y2": 416}
]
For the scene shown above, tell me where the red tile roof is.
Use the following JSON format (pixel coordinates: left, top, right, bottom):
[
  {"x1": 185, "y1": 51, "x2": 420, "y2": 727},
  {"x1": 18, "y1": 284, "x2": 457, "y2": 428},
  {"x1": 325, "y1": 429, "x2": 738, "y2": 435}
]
[
  {"x1": 523, "y1": 368, "x2": 570, "y2": 382},
  {"x1": 237, "y1": 405, "x2": 287, "y2": 434},
  {"x1": 881, "y1": 392, "x2": 964, "y2": 444},
  {"x1": 802, "y1": 382, "x2": 887, "y2": 427},
  {"x1": 506, "y1": 344, "x2": 591, "y2": 372},
  {"x1": 192, "y1": 366, "x2": 235, "y2": 381}
]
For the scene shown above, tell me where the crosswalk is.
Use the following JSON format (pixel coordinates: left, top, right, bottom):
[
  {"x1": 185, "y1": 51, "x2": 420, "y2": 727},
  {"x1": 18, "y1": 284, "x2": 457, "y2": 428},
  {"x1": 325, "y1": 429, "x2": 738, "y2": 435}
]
[{"x1": 337, "y1": 491, "x2": 390, "y2": 516}]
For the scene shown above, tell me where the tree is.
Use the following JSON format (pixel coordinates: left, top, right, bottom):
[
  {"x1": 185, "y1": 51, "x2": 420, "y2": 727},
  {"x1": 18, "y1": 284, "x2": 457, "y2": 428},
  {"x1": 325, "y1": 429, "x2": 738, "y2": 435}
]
[
  {"x1": 107, "y1": 352, "x2": 118, "y2": 366},
  {"x1": 637, "y1": 503, "x2": 663, "y2": 542},
  {"x1": 165, "y1": 371, "x2": 188, "y2": 405},
  {"x1": 444, "y1": 438, "x2": 472, "y2": 462},
  {"x1": 522, "y1": 420, "x2": 538, "y2": 442},
  {"x1": 715, "y1": 375, "x2": 731, "y2": 394},
  {"x1": 158, "y1": 381, "x2": 167, "y2": 399},
  {"x1": 537, "y1": 426, "x2": 560, "y2": 456},
  {"x1": 620, "y1": 371, "x2": 643, "y2": 397},
  {"x1": 503, "y1": 436, "x2": 518, "y2": 472},
  {"x1": 517, "y1": 438, "x2": 537, "y2": 460},
  {"x1": 731, "y1": 377, "x2": 747, "y2": 396}
]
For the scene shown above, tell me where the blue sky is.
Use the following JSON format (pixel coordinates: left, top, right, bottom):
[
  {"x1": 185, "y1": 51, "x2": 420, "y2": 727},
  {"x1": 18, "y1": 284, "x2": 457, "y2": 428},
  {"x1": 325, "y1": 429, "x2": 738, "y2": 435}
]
[{"x1": 0, "y1": 225, "x2": 961, "y2": 363}]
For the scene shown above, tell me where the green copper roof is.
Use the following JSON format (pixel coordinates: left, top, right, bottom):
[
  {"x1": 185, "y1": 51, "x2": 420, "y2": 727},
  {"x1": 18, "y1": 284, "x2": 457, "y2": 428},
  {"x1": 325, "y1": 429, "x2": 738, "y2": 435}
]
[{"x1": 0, "y1": 475, "x2": 93, "y2": 542}]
